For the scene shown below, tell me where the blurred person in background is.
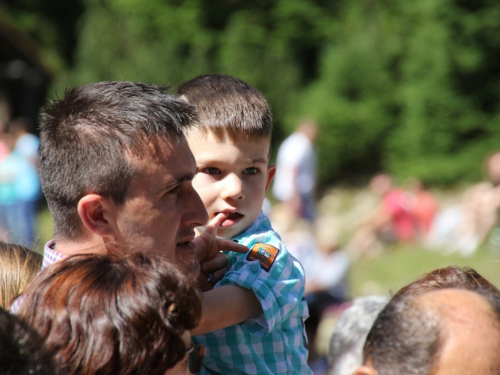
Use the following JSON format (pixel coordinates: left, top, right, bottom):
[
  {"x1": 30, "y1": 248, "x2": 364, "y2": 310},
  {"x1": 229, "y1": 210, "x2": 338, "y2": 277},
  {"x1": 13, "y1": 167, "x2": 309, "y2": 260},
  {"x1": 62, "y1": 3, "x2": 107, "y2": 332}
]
[
  {"x1": 3, "y1": 118, "x2": 42, "y2": 247},
  {"x1": 0, "y1": 97, "x2": 10, "y2": 240},
  {"x1": 328, "y1": 296, "x2": 388, "y2": 375},
  {"x1": 0, "y1": 241, "x2": 42, "y2": 309},
  {"x1": 345, "y1": 173, "x2": 414, "y2": 258},
  {"x1": 0, "y1": 305, "x2": 56, "y2": 375},
  {"x1": 17, "y1": 251, "x2": 203, "y2": 375},
  {"x1": 273, "y1": 119, "x2": 318, "y2": 221},
  {"x1": 427, "y1": 151, "x2": 500, "y2": 255},
  {"x1": 406, "y1": 179, "x2": 438, "y2": 241},
  {"x1": 0, "y1": 132, "x2": 19, "y2": 243}
]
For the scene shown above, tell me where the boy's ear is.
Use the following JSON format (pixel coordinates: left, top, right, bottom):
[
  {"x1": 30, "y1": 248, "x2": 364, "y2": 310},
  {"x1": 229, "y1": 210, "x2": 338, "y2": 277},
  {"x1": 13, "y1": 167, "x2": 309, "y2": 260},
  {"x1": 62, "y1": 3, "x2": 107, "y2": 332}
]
[
  {"x1": 77, "y1": 194, "x2": 119, "y2": 240},
  {"x1": 265, "y1": 165, "x2": 276, "y2": 192}
]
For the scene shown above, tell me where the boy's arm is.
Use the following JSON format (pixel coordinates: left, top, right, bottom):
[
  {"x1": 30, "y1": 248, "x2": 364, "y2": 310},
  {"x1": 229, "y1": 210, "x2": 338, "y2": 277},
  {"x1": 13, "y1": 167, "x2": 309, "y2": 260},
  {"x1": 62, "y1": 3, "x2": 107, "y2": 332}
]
[{"x1": 191, "y1": 285, "x2": 263, "y2": 336}]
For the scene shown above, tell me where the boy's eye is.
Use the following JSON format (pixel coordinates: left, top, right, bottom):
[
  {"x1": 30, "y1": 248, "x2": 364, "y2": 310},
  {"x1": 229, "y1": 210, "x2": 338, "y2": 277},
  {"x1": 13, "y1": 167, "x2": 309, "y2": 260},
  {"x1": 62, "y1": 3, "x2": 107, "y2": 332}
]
[
  {"x1": 243, "y1": 167, "x2": 259, "y2": 175},
  {"x1": 203, "y1": 167, "x2": 220, "y2": 175}
]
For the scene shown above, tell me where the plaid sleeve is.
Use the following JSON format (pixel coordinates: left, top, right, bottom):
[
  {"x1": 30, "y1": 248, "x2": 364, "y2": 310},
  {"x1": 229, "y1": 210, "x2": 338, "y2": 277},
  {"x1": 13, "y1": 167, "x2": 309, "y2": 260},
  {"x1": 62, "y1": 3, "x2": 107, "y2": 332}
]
[{"x1": 218, "y1": 233, "x2": 306, "y2": 336}]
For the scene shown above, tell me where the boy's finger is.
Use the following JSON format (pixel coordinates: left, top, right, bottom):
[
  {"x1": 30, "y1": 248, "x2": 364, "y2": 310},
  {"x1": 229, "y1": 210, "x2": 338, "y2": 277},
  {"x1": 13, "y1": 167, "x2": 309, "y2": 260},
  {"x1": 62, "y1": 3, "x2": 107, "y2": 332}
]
[
  {"x1": 204, "y1": 213, "x2": 229, "y2": 235},
  {"x1": 212, "y1": 267, "x2": 229, "y2": 283},
  {"x1": 217, "y1": 239, "x2": 248, "y2": 254},
  {"x1": 201, "y1": 252, "x2": 229, "y2": 274}
]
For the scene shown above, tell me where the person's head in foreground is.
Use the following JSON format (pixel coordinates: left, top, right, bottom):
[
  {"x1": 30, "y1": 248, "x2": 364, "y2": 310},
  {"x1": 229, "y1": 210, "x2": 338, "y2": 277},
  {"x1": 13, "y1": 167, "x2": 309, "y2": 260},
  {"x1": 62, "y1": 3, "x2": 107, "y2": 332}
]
[
  {"x1": 0, "y1": 241, "x2": 42, "y2": 309},
  {"x1": 354, "y1": 288, "x2": 500, "y2": 375},
  {"x1": 328, "y1": 296, "x2": 389, "y2": 375},
  {"x1": 392, "y1": 265, "x2": 500, "y2": 300},
  {"x1": 17, "y1": 251, "x2": 203, "y2": 375},
  {"x1": 178, "y1": 74, "x2": 275, "y2": 239},
  {"x1": 39, "y1": 81, "x2": 208, "y2": 272},
  {"x1": 0, "y1": 306, "x2": 56, "y2": 375}
]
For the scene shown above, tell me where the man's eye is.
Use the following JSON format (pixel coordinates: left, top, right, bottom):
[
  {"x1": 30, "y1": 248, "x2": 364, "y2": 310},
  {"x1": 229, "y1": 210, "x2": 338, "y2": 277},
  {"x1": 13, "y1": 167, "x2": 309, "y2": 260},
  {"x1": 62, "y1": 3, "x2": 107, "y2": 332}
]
[
  {"x1": 203, "y1": 167, "x2": 220, "y2": 174},
  {"x1": 167, "y1": 185, "x2": 181, "y2": 195},
  {"x1": 244, "y1": 167, "x2": 259, "y2": 175}
]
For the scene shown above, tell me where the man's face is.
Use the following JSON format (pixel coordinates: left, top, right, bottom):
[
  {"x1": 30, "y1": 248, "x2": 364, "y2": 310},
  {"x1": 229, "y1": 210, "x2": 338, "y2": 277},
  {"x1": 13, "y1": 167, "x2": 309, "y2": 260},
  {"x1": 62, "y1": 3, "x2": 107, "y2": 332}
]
[
  {"x1": 113, "y1": 137, "x2": 208, "y2": 274},
  {"x1": 186, "y1": 131, "x2": 275, "y2": 239}
]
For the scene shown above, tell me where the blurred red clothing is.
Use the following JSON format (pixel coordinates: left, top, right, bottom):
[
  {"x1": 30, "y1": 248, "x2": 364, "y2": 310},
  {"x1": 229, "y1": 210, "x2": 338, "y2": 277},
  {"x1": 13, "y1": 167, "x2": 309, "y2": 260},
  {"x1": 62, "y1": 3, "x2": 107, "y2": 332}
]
[
  {"x1": 412, "y1": 190, "x2": 438, "y2": 235},
  {"x1": 383, "y1": 189, "x2": 415, "y2": 242}
]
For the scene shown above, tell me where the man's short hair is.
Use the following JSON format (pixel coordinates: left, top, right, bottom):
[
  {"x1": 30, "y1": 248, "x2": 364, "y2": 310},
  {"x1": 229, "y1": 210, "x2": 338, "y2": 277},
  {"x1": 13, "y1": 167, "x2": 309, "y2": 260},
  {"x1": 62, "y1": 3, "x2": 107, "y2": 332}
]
[
  {"x1": 363, "y1": 287, "x2": 500, "y2": 375},
  {"x1": 39, "y1": 81, "x2": 197, "y2": 241},
  {"x1": 0, "y1": 306, "x2": 56, "y2": 375},
  {"x1": 362, "y1": 293, "x2": 441, "y2": 375},
  {"x1": 17, "y1": 251, "x2": 201, "y2": 375},
  {"x1": 177, "y1": 74, "x2": 272, "y2": 143},
  {"x1": 328, "y1": 296, "x2": 388, "y2": 375}
]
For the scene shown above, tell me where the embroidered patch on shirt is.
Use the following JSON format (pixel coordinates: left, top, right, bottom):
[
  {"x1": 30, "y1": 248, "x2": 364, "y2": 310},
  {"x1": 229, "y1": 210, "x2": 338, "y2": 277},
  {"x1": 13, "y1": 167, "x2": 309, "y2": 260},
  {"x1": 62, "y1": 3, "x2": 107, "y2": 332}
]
[{"x1": 246, "y1": 243, "x2": 279, "y2": 272}]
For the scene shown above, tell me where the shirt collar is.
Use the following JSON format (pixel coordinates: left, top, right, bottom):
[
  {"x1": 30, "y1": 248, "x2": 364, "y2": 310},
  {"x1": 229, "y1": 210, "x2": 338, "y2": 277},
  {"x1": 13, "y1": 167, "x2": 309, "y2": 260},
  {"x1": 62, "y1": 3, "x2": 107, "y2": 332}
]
[{"x1": 42, "y1": 240, "x2": 67, "y2": 269}]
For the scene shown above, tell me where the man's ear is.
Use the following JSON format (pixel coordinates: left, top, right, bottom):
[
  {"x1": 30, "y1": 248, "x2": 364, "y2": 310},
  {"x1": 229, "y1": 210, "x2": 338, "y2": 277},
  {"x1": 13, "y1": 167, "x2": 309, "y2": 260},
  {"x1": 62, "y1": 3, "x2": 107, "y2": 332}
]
[
  {"x1": 265, "y1": 165, "x2": 276, "y2": 192},
  {"x1": 353, "y1": 365, "x2": 377, "y2": 375},
  {"x1": 77, "y1": 194, "x2": 118, "y2": 240}
]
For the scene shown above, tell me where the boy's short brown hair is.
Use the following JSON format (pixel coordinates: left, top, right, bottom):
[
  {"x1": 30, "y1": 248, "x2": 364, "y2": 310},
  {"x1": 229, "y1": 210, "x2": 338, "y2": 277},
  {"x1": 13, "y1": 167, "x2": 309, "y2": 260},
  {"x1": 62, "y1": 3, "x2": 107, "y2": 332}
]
[{"x1": 177, "y1": 74, "x2": 272, "y2": 143}]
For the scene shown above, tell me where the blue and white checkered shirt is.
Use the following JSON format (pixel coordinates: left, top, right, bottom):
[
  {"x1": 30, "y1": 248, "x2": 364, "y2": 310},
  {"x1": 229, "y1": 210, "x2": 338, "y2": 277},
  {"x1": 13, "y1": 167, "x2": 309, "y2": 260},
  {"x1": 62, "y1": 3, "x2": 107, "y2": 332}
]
[{"x1": 194, "y1": 212, "x2": 312, "y2": 375}]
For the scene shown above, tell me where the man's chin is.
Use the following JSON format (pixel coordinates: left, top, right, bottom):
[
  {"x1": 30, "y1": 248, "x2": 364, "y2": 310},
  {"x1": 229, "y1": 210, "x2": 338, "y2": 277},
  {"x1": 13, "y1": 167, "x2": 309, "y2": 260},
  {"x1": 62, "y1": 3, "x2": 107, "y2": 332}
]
[
  {"x1": 183, "y1": 258, "x2": 201, "y2": 280},
  {"x1": 176, "y1": 242, "x2": 200, "y2": 278}
]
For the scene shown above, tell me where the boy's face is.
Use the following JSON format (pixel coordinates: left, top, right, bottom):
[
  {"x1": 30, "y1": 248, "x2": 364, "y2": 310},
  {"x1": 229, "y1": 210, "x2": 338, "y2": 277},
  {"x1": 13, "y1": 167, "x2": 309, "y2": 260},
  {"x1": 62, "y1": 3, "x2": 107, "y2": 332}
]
[{"x1": 187, "y1": 131, "x2": 275, "y2": 239}]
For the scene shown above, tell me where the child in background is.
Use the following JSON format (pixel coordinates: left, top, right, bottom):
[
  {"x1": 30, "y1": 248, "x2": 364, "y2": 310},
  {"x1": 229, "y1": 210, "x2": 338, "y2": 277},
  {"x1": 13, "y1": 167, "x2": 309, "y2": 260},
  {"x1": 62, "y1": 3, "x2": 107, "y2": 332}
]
[{"x1": 178, "y1": 75, "x2": 311, "y2": 374}]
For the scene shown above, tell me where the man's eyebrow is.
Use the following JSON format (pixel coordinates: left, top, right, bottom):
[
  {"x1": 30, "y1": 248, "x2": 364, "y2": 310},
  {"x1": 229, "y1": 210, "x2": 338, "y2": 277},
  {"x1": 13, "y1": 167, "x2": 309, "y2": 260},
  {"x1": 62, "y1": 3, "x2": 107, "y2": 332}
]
[{"x1": 165, "y1": 172, "x2": 196, "y2": 189}]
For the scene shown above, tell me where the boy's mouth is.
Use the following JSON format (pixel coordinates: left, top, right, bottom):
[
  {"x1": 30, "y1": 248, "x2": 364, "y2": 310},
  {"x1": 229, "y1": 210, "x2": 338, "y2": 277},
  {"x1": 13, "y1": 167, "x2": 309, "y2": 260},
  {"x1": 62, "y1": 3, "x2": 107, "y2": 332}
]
[{"x1": 216, "y1": 212, "x2": 244, "y2": 227}]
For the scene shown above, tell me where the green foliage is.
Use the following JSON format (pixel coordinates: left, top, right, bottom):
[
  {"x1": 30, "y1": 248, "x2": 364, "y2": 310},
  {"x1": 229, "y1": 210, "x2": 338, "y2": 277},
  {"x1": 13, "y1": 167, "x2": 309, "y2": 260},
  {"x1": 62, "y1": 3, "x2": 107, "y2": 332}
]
[
  {"x1": 64, "y1": 0, "x2": 332, "y2": 139},
  {"x1": 5, "y1": 0, "x2": 500, "y2": 187},
  {"x1": 297, "y1": 0, "x2": 500, "y2": 187}
]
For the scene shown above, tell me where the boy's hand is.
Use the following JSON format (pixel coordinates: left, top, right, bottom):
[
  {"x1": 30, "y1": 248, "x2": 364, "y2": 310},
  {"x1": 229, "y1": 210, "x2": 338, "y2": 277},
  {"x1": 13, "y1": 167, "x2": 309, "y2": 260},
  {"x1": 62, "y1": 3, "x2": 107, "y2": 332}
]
[{"x1": 193, "y1": 213, "x2": 248, "y2": 291}]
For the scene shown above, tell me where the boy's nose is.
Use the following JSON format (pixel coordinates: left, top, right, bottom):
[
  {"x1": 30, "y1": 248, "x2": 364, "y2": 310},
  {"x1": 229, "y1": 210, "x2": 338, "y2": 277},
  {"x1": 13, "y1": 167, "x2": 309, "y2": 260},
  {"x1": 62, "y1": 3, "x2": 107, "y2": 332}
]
[{"x1": 221, "y1": 174, "x2": 245, "y2": 201}]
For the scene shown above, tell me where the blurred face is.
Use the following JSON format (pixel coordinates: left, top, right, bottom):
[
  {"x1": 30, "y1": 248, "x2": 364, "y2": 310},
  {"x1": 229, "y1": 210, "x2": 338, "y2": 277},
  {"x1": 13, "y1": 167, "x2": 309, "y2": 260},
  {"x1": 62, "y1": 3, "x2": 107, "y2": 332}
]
[
  {"x1": 113, "y1": 137, "x2": 208, "y2": 274},
  {"x1": 187, "y1": 131, "x2": 275, "y2": 239},
  {"x1": 487, "y1": 153, "x2": 500, "y2": 183}
]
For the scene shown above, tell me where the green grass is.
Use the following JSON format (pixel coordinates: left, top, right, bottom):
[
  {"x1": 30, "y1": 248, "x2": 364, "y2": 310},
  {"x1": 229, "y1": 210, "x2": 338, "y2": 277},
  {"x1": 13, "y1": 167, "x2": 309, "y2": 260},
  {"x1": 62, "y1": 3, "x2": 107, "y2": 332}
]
[{"x1": 349, "y1": 244, "x2": 500, "y2": 297}]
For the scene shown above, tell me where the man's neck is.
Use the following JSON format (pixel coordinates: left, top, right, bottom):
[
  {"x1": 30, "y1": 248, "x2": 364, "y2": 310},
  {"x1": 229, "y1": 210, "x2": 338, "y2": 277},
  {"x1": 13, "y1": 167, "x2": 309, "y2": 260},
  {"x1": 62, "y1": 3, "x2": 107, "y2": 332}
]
[{"x1": 53, "y1": 237, "x2": 108, "y2": 256}]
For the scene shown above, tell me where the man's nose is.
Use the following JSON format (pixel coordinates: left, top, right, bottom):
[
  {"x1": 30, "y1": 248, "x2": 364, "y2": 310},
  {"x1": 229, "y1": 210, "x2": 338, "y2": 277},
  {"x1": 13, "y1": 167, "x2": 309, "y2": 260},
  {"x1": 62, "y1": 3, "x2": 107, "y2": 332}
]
[{"x1": 184, "y1": 186, "x2": 209, "y2": 226}]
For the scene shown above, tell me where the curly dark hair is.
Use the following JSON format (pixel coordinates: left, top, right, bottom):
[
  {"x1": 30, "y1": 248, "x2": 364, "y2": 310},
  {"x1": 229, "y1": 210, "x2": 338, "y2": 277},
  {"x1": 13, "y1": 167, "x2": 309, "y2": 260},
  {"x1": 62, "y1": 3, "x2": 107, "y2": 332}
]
[
  {"x1": 17, "y1": 251, "x2": 202, "y2": 375},
  {"x1": 0, "y1": 306, "x2": 56, "y2": 375}
]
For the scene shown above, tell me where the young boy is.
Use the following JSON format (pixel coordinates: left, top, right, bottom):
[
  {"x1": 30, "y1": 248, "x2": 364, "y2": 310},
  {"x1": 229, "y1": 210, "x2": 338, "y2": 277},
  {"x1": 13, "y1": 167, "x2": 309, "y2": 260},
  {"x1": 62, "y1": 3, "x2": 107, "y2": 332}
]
[{"x1": 178, "y1": 75, "x2": 312, "y2": 374}]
